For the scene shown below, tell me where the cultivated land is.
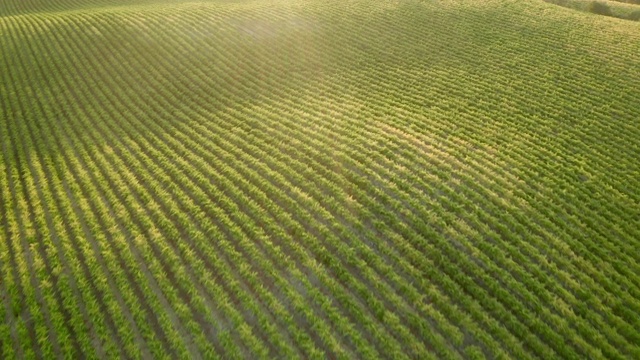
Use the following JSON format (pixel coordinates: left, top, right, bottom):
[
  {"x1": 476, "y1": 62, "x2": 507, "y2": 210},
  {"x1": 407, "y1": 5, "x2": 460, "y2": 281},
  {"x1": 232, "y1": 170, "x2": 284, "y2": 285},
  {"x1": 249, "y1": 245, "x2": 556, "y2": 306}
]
[{"x1": 1, "y1": 0, "x2": 639, "y2": 358}]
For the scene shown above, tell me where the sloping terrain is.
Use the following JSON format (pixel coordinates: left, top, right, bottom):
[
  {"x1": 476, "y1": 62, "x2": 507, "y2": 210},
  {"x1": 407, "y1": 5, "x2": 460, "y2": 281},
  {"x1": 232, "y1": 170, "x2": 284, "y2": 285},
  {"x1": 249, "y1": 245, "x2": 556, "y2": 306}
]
[
  {"x1": 1, "y1": 0, "x2": 639, "y2": 358},
  {"x1": 544, "y1": 0, "x2": 640, "y2": 21}
]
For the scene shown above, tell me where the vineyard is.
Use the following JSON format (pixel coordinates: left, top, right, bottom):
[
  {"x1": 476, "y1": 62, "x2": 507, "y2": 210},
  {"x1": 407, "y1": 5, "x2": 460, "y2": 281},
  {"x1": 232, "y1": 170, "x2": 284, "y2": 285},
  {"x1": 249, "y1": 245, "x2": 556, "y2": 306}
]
[
  {"x1": 1, "y1": 0, "x2": 639, "y2": 358},
  {"x1": 544, "y1": 0, "x2": 640, "y2": 21}
]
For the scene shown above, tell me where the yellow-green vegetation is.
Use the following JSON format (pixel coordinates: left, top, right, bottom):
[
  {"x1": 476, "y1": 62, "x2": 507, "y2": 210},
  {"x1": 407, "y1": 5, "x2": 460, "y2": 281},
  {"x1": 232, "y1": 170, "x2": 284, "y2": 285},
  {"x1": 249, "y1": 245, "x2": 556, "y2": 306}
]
[
  {"x1": 545, "y1": 0, "x2": 640, "y2": 20},
  {"x1": 1, "y1": 0, "x2": 639, "y2": 358}
]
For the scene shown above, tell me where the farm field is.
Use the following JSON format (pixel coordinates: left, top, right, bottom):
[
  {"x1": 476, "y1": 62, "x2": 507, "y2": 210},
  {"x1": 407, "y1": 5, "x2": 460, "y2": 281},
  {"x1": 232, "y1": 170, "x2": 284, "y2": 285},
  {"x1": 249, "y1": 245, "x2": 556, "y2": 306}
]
[
  {"x1": 544, "y1": 0, "x2": 640, "y2": 21},
  {"x1": 1, "y1": 0, "x2": 640, "y2": 358}
]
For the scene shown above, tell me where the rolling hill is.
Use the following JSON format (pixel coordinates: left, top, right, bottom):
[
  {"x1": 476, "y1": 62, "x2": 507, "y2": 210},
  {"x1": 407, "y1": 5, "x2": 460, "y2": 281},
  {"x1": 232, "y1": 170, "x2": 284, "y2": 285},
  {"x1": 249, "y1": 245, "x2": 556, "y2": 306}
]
[{"x1": 1, "y1": 0, "x2": 639, "y2": 358}]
